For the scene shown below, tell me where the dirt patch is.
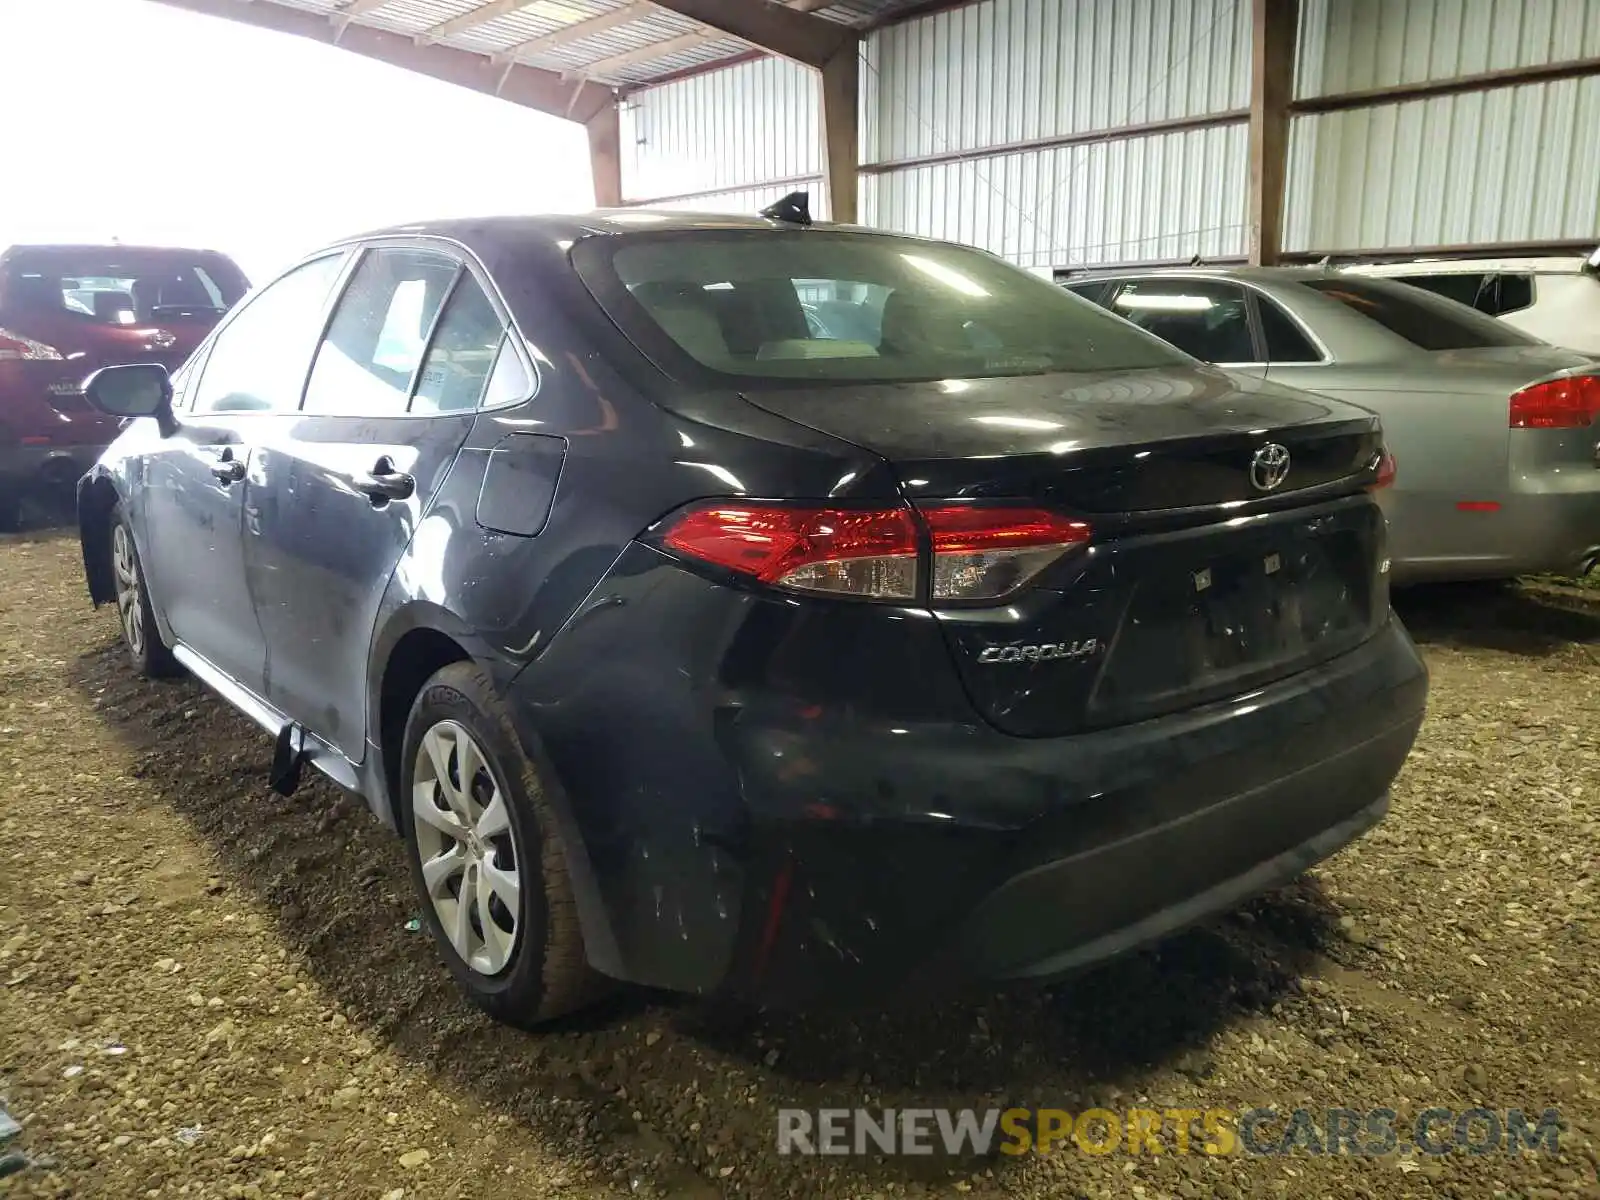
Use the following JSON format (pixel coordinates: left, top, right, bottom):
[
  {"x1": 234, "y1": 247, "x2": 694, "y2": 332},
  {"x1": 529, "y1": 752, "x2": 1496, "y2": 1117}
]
[{"x1": 1, "y1": 529, "x2": 1597, "y2": 1200}]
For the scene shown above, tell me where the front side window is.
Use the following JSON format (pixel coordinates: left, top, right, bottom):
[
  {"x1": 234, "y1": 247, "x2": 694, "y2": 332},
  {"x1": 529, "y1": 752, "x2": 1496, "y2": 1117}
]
[
  {"x1": 302, "y1": 249, "x2": 458, "y2": 417},
  {"x1": 191, "y1": 254, "x2": 345, "y2": 414},
  {"x1": 1105, "y1": 279, "x2": 1256, "y2": 363},
  {"x1": 1309, "y1": 276, "x2": 1540, "y2": 350},
  {"x1": 574, "y1": 231, "x2": 1185, "y2": 385}
]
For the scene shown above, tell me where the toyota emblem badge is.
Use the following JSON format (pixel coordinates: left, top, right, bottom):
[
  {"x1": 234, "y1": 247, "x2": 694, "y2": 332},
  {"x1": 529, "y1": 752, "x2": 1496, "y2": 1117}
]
[{"x1": 1250, "y1": 442, "x2": 1291, "y2": 492}]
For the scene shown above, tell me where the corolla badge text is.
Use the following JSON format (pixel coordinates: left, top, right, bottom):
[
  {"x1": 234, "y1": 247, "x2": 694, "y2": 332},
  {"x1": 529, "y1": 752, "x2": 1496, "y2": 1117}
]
[{"x1": 977, "y1": 639, "x2": 1102, "y2": 665}]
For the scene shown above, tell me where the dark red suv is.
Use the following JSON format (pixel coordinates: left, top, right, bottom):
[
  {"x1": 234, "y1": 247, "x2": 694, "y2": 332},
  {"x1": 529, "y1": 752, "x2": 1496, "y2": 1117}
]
[{"x1": 0, "y1": 244, "x2": 249, "y2": 529}]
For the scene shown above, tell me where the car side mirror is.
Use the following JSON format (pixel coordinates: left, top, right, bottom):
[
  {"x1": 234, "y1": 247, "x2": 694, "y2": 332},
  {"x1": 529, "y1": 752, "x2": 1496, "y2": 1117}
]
[{"x1": 84, "y1": 363, "x2": 176, "y2": 435}]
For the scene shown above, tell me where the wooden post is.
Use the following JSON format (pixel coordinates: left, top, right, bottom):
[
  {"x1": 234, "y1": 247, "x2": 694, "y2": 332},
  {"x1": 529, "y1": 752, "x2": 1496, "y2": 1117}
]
[
  {"x1": 820, "y1": 41, "x2": 860, "y2": 224},
  {"x1": 586, "y1": 101, "x2": 623, "y2": 208},
  {"x1": 1248, "y1": 0, "x2": 1298, "y2": 265}
]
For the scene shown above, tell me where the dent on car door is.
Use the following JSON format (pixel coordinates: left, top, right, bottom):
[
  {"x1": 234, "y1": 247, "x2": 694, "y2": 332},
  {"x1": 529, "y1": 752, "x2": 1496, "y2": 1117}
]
[
  {"x1": 246, "y1": 246, "x2": 506, "y2": 760},
  {"x1": 140, "y1": 253, "x2": 347, "y2": 694}
]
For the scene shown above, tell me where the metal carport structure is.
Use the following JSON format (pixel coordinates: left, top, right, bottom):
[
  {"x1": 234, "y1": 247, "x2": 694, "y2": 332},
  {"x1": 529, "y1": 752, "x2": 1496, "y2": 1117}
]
[
  {"x1": 147, "y1": 0, "x2": 901, "y2": 224},
  {"x1": 140, "y1": 0, "x2": 1600, "y2": 272}
]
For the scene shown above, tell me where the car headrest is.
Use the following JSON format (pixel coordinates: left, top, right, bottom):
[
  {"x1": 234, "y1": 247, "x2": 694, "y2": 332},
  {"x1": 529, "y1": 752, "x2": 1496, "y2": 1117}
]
[
  {"x1": 633, "y1": 282, "x2": 731, "y2": 364},
  {"x1": 92, "y1": 290, "x2": 134, "y2": 321},
  {"x1": 878, "y1": 287, "x2": 967, "y2": 356},
  {"x1": 652, "y1": 303, "x2": 729, "y2": 364}
]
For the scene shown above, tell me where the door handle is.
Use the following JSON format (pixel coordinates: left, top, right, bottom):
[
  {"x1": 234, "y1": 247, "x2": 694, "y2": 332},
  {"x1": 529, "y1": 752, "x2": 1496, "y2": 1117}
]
[
  {"x1": 354, "y1": 456, "x2": 415, "y2": 503},
  {"x1": 209, "y1": 449, "x2": 246, "y2": 484}
]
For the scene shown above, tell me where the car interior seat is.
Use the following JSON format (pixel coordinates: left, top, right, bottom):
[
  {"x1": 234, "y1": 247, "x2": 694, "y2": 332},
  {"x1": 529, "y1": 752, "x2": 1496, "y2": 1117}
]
[
  {"x1": 878, "y1": 287, "x2": 974, "y2": 360},
  {"x1": 91, "y1": 290, "x2": 135, "y2": 323},
  {"x1": 633, "y1": 282, "x2": 732, "y2": 366}
]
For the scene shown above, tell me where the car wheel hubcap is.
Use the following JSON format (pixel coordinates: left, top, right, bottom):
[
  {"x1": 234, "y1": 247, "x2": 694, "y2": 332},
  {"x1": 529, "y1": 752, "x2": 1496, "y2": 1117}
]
[
  {"x1": 111, "y1": 523, "x2": 144, "y2": 657},
  {"x1": 412, "y1": 720, "x2": 520, "y2": 976}
]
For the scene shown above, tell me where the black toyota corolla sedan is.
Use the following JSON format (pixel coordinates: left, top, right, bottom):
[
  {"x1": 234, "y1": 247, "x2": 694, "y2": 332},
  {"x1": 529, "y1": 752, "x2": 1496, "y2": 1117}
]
[{"x1": 76, "y1": 202, "x2": 1427, "y2": 1025}]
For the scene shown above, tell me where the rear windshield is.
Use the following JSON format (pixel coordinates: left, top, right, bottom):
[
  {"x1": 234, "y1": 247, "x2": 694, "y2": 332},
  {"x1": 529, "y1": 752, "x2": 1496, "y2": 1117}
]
[
  {"x1": 1306, "y1": 275, "x2": 1541, "y2": 350},
  {"x1": 0, "y1": 251, "x2": 249, "y2": 326},
  {"x1": 574, "y1": 230, "x2": 1187, "y2": 384}
]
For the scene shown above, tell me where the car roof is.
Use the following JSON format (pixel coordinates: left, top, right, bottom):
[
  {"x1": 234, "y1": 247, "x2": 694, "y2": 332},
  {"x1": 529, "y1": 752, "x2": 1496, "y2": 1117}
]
[
  {"x1": 332, "y1": 209, "x2": 902, "y2": 253},
  {"x1": 1065, "y1": 264, "x2": 1341, "y2": 285},
  {"x1": 1343, "y1": 256, "x2": 1588, "y2": 276},
  {"x1": 0, "y1": 243, "x2": 235, "y2": 261}
]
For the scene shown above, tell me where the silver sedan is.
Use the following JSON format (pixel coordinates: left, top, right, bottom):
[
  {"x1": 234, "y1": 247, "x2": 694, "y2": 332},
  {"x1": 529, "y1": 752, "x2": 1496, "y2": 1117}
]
[{"x1": 1066, "y1": 268, "x2": 1600, "y2": 584}]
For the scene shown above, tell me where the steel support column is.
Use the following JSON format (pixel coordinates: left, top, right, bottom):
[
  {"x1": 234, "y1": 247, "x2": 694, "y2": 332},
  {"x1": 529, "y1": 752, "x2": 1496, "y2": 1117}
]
[
  {"x1": 1248, "y1": 0, "x2": 1298, "y2": 265},
  {"x1": 820, "y1": 43, "x2": 860, "y2": 224},
  {"x1": 587, "y1": 102, "x2": 624, "y2": 208}
]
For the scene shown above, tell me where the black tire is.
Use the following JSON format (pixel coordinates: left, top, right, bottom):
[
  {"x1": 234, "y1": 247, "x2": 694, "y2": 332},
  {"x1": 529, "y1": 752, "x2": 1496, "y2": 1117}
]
[
  {"x1": 400, "y1": 661, "x2": 600, "y2": 1027},
  {"x1": 109, "y1": 503, "x2": 181, "y2": 678},
  {"x1": 0, "y1": 490, "x2": 21, "y2": 534}
]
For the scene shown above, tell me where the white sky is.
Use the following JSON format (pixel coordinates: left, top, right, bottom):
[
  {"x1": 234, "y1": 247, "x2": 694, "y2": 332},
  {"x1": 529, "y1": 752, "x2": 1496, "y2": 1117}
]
[{"x1": 0, "y1": 0, "x2": 596, "y2": 282}]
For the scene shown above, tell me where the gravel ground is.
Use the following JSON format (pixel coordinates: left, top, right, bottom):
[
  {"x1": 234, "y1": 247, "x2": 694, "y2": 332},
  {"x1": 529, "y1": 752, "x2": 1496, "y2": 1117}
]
[{"x1": 1, "y1": 527, "x2": 1598, "y2": 1200}]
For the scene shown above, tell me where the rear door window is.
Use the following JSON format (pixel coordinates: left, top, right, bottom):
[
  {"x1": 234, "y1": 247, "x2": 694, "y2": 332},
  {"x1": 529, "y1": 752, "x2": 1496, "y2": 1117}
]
[
  {"x1": 301, "y1": 248, "x2": 458, "y2": 417},
  {"x1": 1255, "y1": 296, "x2": 1323, "y2": 363},
  {"x1": 1105, "y1": 279, "x2": 1257, "y2": 363},
  {"x1": 1308, "y1": 276, "x2": 1540, "y2": 350},
  {"x1": 410, "y1": 275, "x2": 513, "y2": 414},
  {"x1": 1063, "y1": 280, "x2": 1113, "y2": 306}
]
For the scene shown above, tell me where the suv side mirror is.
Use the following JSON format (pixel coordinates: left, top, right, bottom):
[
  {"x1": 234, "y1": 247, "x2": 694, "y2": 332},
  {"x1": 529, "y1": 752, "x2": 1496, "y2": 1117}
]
[{"x1": 84, "y1": 363, "x2": 174, "y2": 431}]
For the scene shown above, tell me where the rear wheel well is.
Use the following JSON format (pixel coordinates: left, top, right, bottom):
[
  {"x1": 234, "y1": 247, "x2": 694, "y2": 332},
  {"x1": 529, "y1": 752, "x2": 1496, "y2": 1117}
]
[
  {"x1": 79, "y1": 478, "x2": 120, "y2": 605},
  {"x1": 378, "y1": 628, "x2": 471, "y2": 821}
]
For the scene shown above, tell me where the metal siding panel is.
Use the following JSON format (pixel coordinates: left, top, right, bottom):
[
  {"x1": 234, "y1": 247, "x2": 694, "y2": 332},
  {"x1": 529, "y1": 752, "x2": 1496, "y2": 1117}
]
[
  {"x1": 1284, "y1": 75, "x2": 1600, "y2": 250},
  {"x1": 862, "y1": 123, "x2": 1249, "y2": 269},
  {"x1": 862, "y1": 0, "x2": 1250, "y2": 163},
  {"x1": 1297, "y1": 0, "x2": 1600, "y2": 98},
  {"x1": 644, "y1": 178, "x2": 829, "y2": 219},
  {"x1": 620, "y1": 57, "x2": 820, "y2": 202}
]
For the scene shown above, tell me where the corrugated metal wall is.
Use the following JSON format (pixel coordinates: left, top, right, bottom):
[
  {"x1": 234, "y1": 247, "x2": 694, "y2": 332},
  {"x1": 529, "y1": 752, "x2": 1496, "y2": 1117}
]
[
  {"x1": 859, "y1": 0, "x2": 1253, "y2": 267},
  {"x1": 863, "y1": 0, "x2": 1249, "y2": 160},
  {"x1": 1286, "y1": 0, "x2": 1600, "y2": 251},
  {"x1": 638, "y1": 178, "x2": 828, "y2": 216},
  {"x1": 861, "y1": 121, "x2": 1249, "y2": 267},
  {"x1": 1285, "y1": 76, "x2": 1600, "y2": 252},
  {"x1": 1295, "y1": 0, "x2": 1600, "y2": 97},
  {"x1": 618, "y1": 56, "x2": 824, "y2": 213},
  {"x1": 614, "y1": 0, "x2": 1600, "y2": 264}
]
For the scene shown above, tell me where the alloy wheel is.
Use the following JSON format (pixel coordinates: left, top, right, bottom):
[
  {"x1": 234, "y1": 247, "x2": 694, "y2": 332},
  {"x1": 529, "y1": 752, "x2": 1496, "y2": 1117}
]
[
  {"x1": 111, "y1": 523, "x2": 144, "y2": 658},
  {"x1": 411, "y1": 719, "x2": 521, "y2": 976}
]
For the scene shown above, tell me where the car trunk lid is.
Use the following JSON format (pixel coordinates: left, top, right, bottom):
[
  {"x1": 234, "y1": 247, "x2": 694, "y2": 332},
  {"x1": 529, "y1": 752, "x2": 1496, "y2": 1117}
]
[
  {"x1": 744, "y1": 366, "x2": 1381, "y2": 510},
  {"x1": 1425, "y1": 347, "x2": 1600, "y2": 467},
  {"x1": 742, "y1": 366, "x2": 1390, "y2": 735}
]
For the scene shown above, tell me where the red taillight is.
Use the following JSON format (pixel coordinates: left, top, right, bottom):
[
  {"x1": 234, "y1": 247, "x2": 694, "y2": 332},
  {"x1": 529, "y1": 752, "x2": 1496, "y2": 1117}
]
[
  {"x1": 920, "y1": 505, "x2": 1092, "y2": 601},
  {"x1": 659, "y1": 502, "x2": 1091, "y2": 603},
  {"x1": 1369, "y1": 449, "x2": 1397, "y2": 491},
  {"x1": 1509, "y1": 375, "x2": 1600, "y2": 429},
  {"x1": 662, "y1": 504, "x2": 920, "y2": 599},
  {"x1": 0, "y1": 327, "x2": 63, "y2": 362}
]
